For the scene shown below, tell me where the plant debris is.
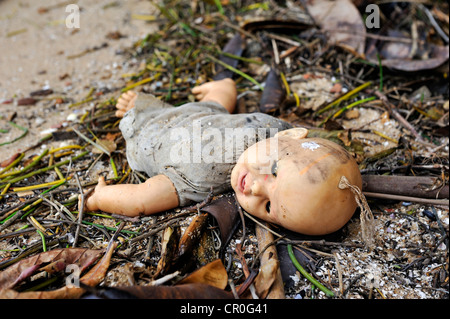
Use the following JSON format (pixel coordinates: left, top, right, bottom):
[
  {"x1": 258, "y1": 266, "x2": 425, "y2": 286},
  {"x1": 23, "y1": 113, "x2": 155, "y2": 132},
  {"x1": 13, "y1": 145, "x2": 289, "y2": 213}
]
[{"x1": 0, "y1": 0, "x2": 448, "y2": 300}]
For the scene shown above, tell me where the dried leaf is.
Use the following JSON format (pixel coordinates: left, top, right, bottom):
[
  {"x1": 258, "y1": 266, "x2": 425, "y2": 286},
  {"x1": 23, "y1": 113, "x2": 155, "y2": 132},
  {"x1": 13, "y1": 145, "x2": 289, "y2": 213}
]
[
  {"x1": 79, "y1": 242, "x2": 117, "y2": 287},
  {"x1": 305, "y1": 0, "x2": 365, "y2": 54},
  {"x1": 91, "y1": 138, "x2": 117, "y2": 154},
  {"x1": 112, "y1": 283, "x2": 233, "y2": 299},
  {"x1": 17, "y1": 98, "x2": 37, "y2": 106},
  {"x1": 156, "y1": 227, "x2": 181, "y2": 276},
  {"x1": 213, "y1": 33, "x2": 245, "y2": 81},
  {"x1": 0, "y1": 153, "x2": 21, "y2": 168},
  {"x1": 259, "y1": 69, "x2": 285, "y2": 113},
  {"x1": 200, "y1": 195, "x2": 240, "y2": 249},
  {"x1": 254, "y1": 258, "x2": 279, "y2": 299},
  {"x1": 0, "y1": 242, "x2": 117, "y2": 299},
  {"x1": 378, "y1": 43, "x2": 449, "y2": 71},
  {"x1": 178, "y1": 259, "x2": 228, "y2": 289},
  {"x1": 0, "y1": 248, "x2": 104, "y2": 290},
  {"x1": 178, "y1": 212, "x2": 209, "y2": 258},
  {"x1": 242, "y1": 19, "x2": 310, "y2": 33}
]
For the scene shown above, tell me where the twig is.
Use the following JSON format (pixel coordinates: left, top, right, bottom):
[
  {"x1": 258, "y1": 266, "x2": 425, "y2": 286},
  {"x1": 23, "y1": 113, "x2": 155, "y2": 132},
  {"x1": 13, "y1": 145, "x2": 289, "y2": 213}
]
[
  {"x1": 0, "y1": 151, "x2": 89, "y2": 188},
  {"x1": 73, "y1": 173, "x2": 89, "y2": 247},
  {"x1": 0, "y1": 121, "x2": 28, "y2": 147},
  {"x1": 364, "y1": 192, "x2": 449, "y2": 206},
  {"x1": 0, "y1": 153, "x2": 24, "y2": 176},
  {"x1": 418, "y1": 4, "x2": 449, "y2": 43},
  {"x1": 72, "y1": 127, "x2": 111, "y2": 156},
  {"x1": 334, "y1": 253, "x2": 344, "y2": 295},
  {"x1": 234, "y1": 195, "x2": 246, "y2": 246},
  {"x1": 317, "y1": 81, "x2": 372, "y2": 116},
  {"x1": 205, "y1": 54, "x2": 264, "y2": 90},
  {"x1": 373, "y1": 90, "x2": 425, "y2": 142},
  {"x1": 242, "y1": 210, "x2": 283, "y2": 238},
  {"x1": 150, "y1": 271, "x2": 180, "y2": 286}
]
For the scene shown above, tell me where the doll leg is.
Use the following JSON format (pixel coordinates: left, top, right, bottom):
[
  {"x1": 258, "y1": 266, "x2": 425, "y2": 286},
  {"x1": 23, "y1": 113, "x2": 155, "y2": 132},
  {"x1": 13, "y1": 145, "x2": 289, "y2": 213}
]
[
  {"x1": 115, "y1": 90, "x2": 138, "y2": 118},
  {"x1": 192, "y1": 78, "x2": 237, "y2": 113}
]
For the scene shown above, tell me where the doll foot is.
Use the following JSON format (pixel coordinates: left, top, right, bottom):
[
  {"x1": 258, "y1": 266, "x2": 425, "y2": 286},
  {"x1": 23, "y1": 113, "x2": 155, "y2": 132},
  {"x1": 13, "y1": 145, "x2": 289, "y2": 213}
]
[
  {"x1": 192, "y1": 78, "x2": 236, "y2": 113},
  {"x1": 115, "y1": 90, "x2": 138, "y2": 118}
]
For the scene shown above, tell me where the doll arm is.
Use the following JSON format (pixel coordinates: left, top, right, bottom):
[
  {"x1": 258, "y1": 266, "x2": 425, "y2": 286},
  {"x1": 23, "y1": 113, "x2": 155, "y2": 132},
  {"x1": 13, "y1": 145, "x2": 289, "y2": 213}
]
[{"x1": 84, "y1": 175, "x2": 179, "y2": 217}]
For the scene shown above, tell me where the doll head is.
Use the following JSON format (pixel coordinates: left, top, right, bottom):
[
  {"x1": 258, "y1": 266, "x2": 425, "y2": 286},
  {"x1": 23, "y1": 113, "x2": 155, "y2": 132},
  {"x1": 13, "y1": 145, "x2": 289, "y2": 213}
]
[{"x1": 230, "y1": 128, "x2": 362, "y2": 235}]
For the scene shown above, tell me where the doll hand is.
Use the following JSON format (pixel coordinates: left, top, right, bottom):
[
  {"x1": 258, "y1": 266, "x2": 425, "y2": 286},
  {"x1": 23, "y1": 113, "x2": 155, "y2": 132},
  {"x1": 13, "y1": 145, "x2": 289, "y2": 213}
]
[
  {"x1": 115, "y1": 90, "x2": 138, "y2": 118},
  {"x1": 78, "y1": 176, "x2": 107, "y2": 212}
]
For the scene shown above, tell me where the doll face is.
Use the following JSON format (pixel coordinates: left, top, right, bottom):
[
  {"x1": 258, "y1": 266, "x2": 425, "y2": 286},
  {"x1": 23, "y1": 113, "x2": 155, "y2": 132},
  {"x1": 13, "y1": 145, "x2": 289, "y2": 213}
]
[
  {"x1": 230, "y1": 130, "x2": 361, "y2": 235},
  {"x1": 230, "y1": 136, "x2": 304, "y2": 228}
]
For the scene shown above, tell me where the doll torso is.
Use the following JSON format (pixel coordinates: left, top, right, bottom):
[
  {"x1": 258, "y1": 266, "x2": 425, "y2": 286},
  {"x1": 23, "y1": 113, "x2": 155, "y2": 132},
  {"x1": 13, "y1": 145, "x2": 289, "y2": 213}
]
[{"x1": 119, "y1": 93, "x2": 292, "y2": 206}]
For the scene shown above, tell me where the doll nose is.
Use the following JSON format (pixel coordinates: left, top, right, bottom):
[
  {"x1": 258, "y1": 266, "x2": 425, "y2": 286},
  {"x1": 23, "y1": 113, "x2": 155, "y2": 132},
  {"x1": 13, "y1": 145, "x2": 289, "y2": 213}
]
[{"x1": 251, "y1": 181, "x2": 262, "y2": 196}]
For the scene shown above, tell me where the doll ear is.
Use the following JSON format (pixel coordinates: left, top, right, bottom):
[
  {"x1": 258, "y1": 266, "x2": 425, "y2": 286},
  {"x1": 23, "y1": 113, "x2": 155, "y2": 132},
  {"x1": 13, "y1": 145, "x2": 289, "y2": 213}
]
[{"x1": 274, "y1": 127, "x2": 308, "y2": 140}]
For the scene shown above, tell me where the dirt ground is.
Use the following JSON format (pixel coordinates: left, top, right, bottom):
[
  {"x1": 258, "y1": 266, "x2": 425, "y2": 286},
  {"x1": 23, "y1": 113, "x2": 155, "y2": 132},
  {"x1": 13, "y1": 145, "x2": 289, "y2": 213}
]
[{"x1": 0, "y1": 0, "x2": 158, "y2": 162}]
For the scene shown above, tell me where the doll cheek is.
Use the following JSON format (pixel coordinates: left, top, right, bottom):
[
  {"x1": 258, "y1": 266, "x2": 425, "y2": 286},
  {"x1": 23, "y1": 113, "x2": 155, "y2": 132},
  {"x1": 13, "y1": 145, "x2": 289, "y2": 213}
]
[{"x1": 264, "y1": 174, "x2": 268, "y2": 181}]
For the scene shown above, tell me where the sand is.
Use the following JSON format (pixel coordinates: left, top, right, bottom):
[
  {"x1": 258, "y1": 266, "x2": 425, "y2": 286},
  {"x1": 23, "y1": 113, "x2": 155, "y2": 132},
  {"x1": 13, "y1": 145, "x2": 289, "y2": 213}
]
[{"x1": 0, "y1": 0, "x2": 158, "y2": 162}]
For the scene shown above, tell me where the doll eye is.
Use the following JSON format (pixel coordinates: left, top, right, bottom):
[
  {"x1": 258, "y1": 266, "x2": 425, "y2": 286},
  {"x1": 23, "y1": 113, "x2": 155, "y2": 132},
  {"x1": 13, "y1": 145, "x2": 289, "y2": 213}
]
[
  {"x1": 265, "y1": 201, "x2": 271, "y2": 213},
  {"x1": 271, "y1": 161, "x2": 278, "y2": 177}
]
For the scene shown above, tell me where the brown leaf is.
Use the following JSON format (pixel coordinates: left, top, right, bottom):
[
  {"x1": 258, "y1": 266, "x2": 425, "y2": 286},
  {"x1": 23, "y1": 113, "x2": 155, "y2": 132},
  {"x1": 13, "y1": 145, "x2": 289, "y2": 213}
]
[
  {"x1": 80, "y1": 242, "x2": 117, "y2": 287},
  {"x1": 0, "y1": 153, "x2": 21, "y2": 168},
  {"x1": 114, "y1": 283, "x2": 233, "y2": 299},
  {"x1": 0, "y1": 286, "x2": 87, "y2": 299},
  {"x1": 213, "y1": 33, "x2": 244, "y2": 81},
  {"x1": 178, "y1": 213, "x2": 209, "y2": 258},
  {"x1": 200, "y1": 195, "x2": 240, "y2": 248},
  {"x1": 91, "y1": 138, "x2": 117, "y2": 154},
  {"x1": 254, "y1": 258, "x2": 279, "y2": 299},
  {"x1": 0, "y1": 243, "x2": 117, "y2": 299},
  {"x1": 38, "y1": 259, "x2": 67, "y2": 274},
  {"x1": 0, "y1": 248, "x2": 104, "y2": 290},
  {"x1": 17, "y1": 98, "x2": 37, "y2": 106},
  {"x1": 259, "y1": 69, "x2": 285, "y2": 113},
  {"x1": 378, "y1": 43, "x2": 449, "y2": 71},
  {"x1": 156, "y1": 227, "x2": 180, "y2": 276},
  {"x1": 30, "y1": 89, "x2": 53, "y2": 96},
  {"x1": 305, "y1": 0, "x2": 366, "y2": 54},
  {"x1": 178, "y1": 259, "x2": 228, "y2": 289}
]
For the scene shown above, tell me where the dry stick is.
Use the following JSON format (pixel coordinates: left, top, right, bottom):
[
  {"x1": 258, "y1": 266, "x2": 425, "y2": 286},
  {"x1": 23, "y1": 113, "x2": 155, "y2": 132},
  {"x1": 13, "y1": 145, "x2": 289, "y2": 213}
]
[
  {"x1": 0, "y1": 151, "x2": 89, "y2": 187},
  {"x1": 364, "y1": 192, "x2": 449, "y2": 206},
  {"x1": 73, "y1": 173, "x2": 92, "y2": 247},
  {"x1": 0, "y1": 238, "x2": 61, "y2": 271},
  {"x1": 0, "y1": 209, "x2": 27, "y2": 232},
  {"x1": 334, "y1": 253, "x2": 344, "y2": 296},
  {"x1": 373, "y1": 90, "x2": 425, "y2": 143},
  {"x1": 129, "y1": 218, "x2": 182, "y2": 244}
]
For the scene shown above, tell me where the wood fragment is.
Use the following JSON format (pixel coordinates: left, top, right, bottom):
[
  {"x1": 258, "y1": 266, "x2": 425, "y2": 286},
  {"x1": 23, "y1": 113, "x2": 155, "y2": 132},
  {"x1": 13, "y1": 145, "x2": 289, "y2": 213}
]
[{"x1": 362, "y1": 175, "x2": 449, "y2": 200}]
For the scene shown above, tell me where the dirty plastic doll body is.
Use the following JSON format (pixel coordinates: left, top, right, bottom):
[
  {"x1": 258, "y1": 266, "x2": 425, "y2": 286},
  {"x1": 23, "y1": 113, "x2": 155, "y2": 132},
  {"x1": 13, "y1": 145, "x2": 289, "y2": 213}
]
[{"x1": 85, "y1": 78, "x2": 362, "y2": 235}]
